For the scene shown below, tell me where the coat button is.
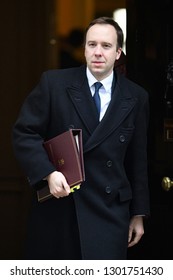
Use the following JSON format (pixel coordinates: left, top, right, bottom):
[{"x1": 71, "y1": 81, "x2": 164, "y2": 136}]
[
  {"x1": 105, "y1": 186, "x2": 112, "y2": 194},
  {"x1": 119, "y1": 134, "x2": 125, "y2": 142},
  {"x1": 106, "y1": 160, "x2": 112, "y2": 167},
  {"x1": 27, "y1": 177, "x2": 31, "y2": 183}
]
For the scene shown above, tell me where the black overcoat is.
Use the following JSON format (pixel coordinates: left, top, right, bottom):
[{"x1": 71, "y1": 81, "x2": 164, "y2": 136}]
[{"x1": 13, "y1": 65, "x2": 150, "y2": 259}]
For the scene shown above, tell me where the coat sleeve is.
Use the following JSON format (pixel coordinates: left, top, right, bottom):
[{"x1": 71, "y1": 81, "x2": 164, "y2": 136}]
[
  {"x1": 12, "y1": 72, "x2": 56, "y2": 187},
  {"x1": 125, "y1": 88, "x2": 150, "y2": 216}
]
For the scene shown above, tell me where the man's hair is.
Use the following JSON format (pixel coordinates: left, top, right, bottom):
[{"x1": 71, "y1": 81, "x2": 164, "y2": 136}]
[{"x1": 84, "y1": 17, "x2": 124, "y2": 49}]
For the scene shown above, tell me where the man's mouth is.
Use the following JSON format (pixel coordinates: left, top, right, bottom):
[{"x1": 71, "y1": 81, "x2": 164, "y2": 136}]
[{"x1": 92, "y1": 61, "x2": 104, "y2": 66}]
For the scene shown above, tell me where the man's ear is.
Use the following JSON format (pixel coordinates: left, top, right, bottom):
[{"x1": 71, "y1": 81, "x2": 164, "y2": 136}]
[{"x1": 116, "y1": 48, "x2": 122, "y2": 60}]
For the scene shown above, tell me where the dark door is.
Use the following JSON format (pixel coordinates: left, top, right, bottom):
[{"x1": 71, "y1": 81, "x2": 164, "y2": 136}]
[
  {"x1": 0, "y1": 0, "x2": 56, "y2": 259},
  {"x1": 126, "y1": 0, "x2": 173, "y2": 259}
]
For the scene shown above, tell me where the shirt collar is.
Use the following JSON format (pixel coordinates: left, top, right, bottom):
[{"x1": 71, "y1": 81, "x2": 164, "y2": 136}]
[{"x1": 86, "y1": 67, "x2": 114, "y2": 93}]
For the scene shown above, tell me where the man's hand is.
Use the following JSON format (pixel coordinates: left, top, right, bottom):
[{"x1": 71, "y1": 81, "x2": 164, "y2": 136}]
[
  {"x1": 46, "y1": 171, "x2": 71, "y2": 199},
  {"x1": 128, "y1": 216, "x2": 144, "y2": 247}
]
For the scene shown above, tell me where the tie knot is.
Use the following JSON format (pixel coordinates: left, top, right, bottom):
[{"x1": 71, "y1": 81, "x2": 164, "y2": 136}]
[{"x1": 94, "y1": 82, "x2": 102, "y2": 91}]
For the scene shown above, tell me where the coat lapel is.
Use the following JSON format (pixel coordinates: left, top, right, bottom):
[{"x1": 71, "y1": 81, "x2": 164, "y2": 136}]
[
  {"x1": 83, "y1": 75, "x2": 137, "y2": 152},
  {"x1": 67, "y1": 66, "x2": 100, "y2": 134}
]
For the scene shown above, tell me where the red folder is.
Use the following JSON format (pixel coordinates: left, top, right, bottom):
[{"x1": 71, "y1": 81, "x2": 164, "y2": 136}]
[{"x1": 37, "y1": 129, "x2": 85, "y2": 202}]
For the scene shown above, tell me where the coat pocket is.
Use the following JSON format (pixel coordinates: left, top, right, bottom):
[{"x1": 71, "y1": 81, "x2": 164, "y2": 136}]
[{"x1": 118, "y1": 188, "x2": 132, "y2": 202}]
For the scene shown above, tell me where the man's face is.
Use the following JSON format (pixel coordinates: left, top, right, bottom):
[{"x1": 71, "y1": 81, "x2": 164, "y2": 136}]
[{"x1": 85, "y1": 24, "x2": 122, "y2": 80}]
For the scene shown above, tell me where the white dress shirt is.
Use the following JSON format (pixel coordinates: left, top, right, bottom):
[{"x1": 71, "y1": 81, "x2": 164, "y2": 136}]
[{"x1": 86, "y1": 67, "x2": 114, "y2": 121}]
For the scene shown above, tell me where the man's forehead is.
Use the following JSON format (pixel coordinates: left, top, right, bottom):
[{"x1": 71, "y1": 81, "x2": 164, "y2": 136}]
[
  {"x1": 87, "y1": 23, "x2": 116, "y2": 33},
  {"x1": 86, "y1": 24, "x2": 117, "y2": 42}
]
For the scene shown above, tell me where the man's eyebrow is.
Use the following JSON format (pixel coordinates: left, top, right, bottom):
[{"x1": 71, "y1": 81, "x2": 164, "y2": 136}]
[
  {"x1": 87, "y1": 40, "x2": 112, "y2": 45},
  {"x1": 102, "y1": 42, "x2": 112, "y2": 45}
]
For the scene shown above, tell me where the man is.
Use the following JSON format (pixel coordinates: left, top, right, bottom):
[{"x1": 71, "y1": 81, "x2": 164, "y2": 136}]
[{"x1": 12, "y1": 17, "x2": 150, "y2": 260}]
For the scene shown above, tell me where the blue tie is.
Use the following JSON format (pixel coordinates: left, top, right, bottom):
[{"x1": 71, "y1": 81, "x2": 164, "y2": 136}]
[{"x1": 93, "y1": 82, "x2": 102, "y2": 114}]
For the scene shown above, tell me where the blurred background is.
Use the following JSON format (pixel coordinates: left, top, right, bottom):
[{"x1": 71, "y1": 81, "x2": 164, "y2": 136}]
[{"x1": 0, "y1": 0, "x2": 173, "y2": 259}]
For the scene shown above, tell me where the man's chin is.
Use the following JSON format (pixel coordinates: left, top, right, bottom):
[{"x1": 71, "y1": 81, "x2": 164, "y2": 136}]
[
  {"x1": 91, "y1": 70, "x2": 106, "y2": 80},
  {"x1": 91, "y1": 68, "x2": 104, "y2": 75}
]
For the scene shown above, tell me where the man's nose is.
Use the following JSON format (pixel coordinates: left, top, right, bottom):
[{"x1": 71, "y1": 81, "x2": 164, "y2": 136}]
[{"x1": 94, "y1": 45, "x2": 102, "y2": 55}]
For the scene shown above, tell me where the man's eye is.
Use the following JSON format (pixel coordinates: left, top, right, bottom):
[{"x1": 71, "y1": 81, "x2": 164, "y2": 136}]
[
  {"x1": 88, "y1": 42, "x2": 96, "y2": 47},
  {"x1": 103, "y1": 44, "x2": 111, "y2": 48}
]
